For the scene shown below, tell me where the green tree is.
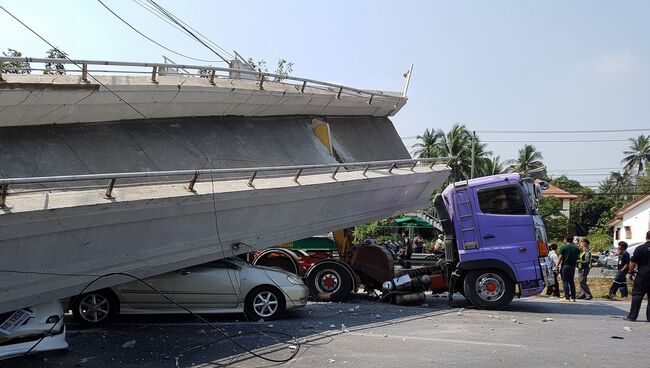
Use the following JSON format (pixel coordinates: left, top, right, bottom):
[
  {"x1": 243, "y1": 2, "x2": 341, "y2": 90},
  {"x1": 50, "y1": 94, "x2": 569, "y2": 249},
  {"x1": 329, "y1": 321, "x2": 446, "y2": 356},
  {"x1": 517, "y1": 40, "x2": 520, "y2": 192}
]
[
  {"x1": 635, "y1": 168, "x2": 650, "y2": 195},
  {"x1": 480, "y1": 155, "x2": 506, "y2": 176},
  {"x1": 44, "y1": 48, "x2": 68, "y2": 75},
  {"x1": 413, "y1": 125, "x2": 495, "y2": 181},
  {"x1": 599, "y1": 171, "x2": 634, "y2": 204},
  {"x1": 507, "y1": 144, "x2": 544, "y2": 173},
  {"x1": 1, "y1": 48, "x2": 31, "y2": 74},
  {"x1": 245, "y1": 58, "x2": 294, "y2": 81},
  {"x1": 621, "y1": 135, "x2": 650, "y2": 176},
  {"x1": 470, "y1": 137, "x2": 493, "y2": 177},
  {"x1": 570, "y1": 196, "x2": 615, "y2": 236},
  {"x1": 587, "y1": 227, "x2": 612, "y2": 253},
  {"x1": 550, "y1": 175, "x2": 592, "y2": 195},
  {"x1": 412, "y1": 128, "x2": 439, "y2": 158},
  {"x1": 538, "y1": 197, "x2": 569, "y2": 242}
]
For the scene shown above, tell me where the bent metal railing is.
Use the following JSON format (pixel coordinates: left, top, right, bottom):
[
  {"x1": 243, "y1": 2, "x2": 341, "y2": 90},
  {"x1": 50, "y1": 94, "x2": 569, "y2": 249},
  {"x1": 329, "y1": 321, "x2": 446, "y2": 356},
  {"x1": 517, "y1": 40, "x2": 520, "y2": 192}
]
[
  {"x1": 0, "y1": 56, "x2": 403, "y2": 103},
  {"x1": 0, "y1": 157, "x2": 452, "y2": 207}
]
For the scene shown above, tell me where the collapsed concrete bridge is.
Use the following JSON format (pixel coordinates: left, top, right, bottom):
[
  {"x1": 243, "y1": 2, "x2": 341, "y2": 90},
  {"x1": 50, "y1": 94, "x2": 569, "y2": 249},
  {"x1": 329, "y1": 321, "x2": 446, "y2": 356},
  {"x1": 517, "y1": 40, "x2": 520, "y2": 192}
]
[{"x1": 0, "y1": 57, "x2": 450, "y2": 313}]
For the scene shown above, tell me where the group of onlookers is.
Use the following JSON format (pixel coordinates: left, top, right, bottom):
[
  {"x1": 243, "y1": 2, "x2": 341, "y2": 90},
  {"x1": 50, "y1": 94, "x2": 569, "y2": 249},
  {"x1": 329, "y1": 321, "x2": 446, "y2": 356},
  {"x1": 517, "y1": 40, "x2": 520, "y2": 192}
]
[{"x1": 546, "y1": 231, "x2": 650, "y2": 321}]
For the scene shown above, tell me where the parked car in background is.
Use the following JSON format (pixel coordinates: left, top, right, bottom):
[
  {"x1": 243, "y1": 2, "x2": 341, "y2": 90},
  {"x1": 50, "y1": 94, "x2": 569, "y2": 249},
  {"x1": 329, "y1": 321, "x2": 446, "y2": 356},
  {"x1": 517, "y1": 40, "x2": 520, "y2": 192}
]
[
  {"x1": 605, "y1": 242, "x2": 644, "y2": 270},
  {"x1": 0, "y1": 300, "x2": 68, "y2": 360},
  {"x1": 70, "y1": 257, "x2": 308, "y2": 326}
]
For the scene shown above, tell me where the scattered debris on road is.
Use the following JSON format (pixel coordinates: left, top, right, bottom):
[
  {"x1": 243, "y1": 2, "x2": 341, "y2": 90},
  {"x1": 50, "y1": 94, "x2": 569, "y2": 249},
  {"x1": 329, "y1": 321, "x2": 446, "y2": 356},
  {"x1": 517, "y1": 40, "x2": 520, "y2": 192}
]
[{"x1": 121, "y1": 340, "x2": 136, "y2": 349}]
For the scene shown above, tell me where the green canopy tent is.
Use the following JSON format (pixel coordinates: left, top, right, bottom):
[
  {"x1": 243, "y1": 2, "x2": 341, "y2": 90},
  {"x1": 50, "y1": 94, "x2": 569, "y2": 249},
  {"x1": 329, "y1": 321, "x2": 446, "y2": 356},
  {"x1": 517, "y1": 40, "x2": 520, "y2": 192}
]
[{"x1": 394, "y1": 217, "x2": 434, "y2": 241}]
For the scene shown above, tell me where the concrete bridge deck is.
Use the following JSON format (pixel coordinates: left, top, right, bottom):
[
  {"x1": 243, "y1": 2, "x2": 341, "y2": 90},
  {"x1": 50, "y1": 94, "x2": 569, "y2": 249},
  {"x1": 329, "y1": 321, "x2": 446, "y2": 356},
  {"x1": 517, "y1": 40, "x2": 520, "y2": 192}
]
[{"x1": 0, "y1": 59, "x2": 444, "y2": 313}]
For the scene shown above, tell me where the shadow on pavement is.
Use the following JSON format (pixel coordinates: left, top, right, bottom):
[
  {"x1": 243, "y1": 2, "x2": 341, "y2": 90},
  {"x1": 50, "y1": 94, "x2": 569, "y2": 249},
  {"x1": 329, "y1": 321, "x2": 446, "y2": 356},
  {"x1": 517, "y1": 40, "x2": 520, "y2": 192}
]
[{"x1": 8, "y1": 294, "x2": 459, "y2": 368}]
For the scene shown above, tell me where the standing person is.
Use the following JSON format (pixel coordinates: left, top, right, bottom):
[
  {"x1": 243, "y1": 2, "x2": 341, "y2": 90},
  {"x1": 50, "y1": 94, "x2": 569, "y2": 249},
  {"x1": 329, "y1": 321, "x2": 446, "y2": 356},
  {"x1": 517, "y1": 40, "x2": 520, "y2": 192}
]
[
  {"x1": 400, "y1": 232, "x2": 413, "y2": 261},
  {"x1": 556, "y1": 236, "x2": 580, "y2": 301},
  {"x1": 607, "y1": 241, "x2": 630, "y2": 298},
  {"x1": 413, "y1": 233, "x2": 424, "y2": 254},
  {"x1": 577, "y1": 239, "x2": 593, "y2": 300},
  {"x1": 546, "y1": 244, "x2": 561, "y2": 297},
  {"x1": 625, "y1": 231, "x2": 650, "y2": 321}
]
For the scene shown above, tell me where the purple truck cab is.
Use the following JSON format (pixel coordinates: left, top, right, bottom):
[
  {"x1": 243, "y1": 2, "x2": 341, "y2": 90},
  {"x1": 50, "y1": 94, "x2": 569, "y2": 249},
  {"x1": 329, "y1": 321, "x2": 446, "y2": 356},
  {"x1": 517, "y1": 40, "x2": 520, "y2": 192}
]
[{"x1": 433, "y1": 173, "x2": 554, "y2": 309}]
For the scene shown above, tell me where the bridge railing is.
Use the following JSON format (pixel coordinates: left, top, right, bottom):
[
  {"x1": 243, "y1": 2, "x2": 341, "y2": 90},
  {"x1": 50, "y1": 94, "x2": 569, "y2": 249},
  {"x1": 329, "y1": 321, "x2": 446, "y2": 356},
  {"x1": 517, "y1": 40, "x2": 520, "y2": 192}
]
[
  {"x1": 0, "y1": 157, "x2": 452, "y2": 207},
  {"x1": 0, "y1": 56, "x2": 402, "y2": 103}
]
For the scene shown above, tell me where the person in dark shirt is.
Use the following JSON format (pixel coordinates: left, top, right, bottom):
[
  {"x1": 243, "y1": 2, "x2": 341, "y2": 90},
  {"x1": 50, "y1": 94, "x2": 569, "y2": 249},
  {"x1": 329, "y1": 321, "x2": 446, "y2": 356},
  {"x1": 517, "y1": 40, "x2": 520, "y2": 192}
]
[
  {"x1": 607, "y1": 241, "x2": 630, "y2": 298},
  {"x1": 413, "y1": 233, "x2": 424, "y2": 254},
  {"x1": 625, "y1": 230, "x2": 650, "y2": 321},
  {"x1": 556, "y1": 236, "x2": 580, "y2": 301}
]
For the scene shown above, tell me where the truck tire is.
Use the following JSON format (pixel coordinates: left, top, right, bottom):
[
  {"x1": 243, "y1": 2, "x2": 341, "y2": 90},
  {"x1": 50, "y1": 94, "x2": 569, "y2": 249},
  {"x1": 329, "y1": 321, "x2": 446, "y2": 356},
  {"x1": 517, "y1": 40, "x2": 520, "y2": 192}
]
[
  {"x1": 463, "y1": 269, "x2": 514, "y2": 310},
  {"x1": 306, "y1": 262, "x2": 353, "y2": 302}
]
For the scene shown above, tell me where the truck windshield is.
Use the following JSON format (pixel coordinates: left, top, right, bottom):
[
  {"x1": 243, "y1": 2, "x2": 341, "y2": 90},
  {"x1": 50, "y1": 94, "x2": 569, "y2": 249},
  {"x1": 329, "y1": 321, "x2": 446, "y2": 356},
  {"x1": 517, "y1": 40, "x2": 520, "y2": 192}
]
[{"x1": 477, "y1": 186, "x2": 527, "y2": 215}]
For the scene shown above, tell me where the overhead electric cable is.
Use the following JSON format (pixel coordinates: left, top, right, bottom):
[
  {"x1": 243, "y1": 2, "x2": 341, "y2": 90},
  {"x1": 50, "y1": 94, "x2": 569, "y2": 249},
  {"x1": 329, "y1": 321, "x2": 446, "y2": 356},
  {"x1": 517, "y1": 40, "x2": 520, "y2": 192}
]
[
  {"x1": 132, "y1": 0, "x2": 235, "y2": 60},
  {"x1": 481, "y1": 139, "x2": 629, "y2": 143},
  {"x1": 144, "y1": 0, "x2": 235, "y2": 59},
  {"x1": 475, "y1": 128, "x2": 650, "y2": 134},
  {"x1": 97, "y1": 0, "x2": 221, "y2": 63},
  {"x1": 146, "y1": 0, "x2": 230, "y2": 63}
]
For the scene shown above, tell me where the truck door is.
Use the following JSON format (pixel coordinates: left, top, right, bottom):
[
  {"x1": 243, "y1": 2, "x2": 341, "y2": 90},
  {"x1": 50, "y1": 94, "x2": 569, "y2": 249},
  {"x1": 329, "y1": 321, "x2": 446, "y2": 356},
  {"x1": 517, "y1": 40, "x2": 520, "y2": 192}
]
[{"x1": 473, "y1": 184, "x2": 538, "y2": 282}]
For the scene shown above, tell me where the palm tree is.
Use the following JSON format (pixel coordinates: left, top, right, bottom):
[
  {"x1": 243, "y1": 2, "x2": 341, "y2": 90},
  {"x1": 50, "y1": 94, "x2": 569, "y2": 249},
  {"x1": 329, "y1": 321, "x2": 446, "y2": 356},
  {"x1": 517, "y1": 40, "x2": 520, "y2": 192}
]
[
  {"x1": 433, "y1": 124, "x2": 473, "y2": 181},
  {"x1": 412, "y1": 124, "x2": 493, "y2": 182},
  {"x1": 412, "y1": 128, "x2": 439, "y2": 158},
  {"x1": 481, "y1": 155, "x2": 506, "y2": 176},
  {"x1": 599, "y1": 171, "x2": 634, "y2": 203},
  {"x1": 507, "y1": 144, "x2": 544, "y2": 173},
  {"x1": 621, "y1": 135, "x2": 650, "y2": 176}
]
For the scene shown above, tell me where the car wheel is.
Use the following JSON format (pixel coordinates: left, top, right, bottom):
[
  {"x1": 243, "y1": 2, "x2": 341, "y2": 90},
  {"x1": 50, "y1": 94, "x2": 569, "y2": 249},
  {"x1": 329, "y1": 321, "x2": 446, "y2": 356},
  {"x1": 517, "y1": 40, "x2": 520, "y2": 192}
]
[
  {"x1": 71, "y1": 289, "x2": 118, "y2": 326},
  {"x1": 244, "y1": 286, "x2": 286, "y2": 321},
  {"x1": 463, "y1": 269, "x2": 514, "y2": 310},
  {"x1": 306, "y1": 262, "x2": 353, "y2": 302}
]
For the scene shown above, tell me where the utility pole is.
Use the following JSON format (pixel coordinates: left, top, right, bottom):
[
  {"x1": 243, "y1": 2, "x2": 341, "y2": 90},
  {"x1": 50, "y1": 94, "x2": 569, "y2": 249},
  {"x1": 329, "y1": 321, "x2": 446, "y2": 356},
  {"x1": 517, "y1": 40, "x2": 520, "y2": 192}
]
[{"x1": 470, "y1": 130, "x2": 476, "y2": 179}]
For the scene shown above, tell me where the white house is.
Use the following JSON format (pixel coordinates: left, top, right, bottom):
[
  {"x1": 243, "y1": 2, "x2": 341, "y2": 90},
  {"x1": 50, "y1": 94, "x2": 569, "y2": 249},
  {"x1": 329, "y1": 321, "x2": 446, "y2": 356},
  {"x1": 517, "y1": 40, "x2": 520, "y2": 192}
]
[{"x1": 607, "y1": 193, "x2": 650, "y2": 248}]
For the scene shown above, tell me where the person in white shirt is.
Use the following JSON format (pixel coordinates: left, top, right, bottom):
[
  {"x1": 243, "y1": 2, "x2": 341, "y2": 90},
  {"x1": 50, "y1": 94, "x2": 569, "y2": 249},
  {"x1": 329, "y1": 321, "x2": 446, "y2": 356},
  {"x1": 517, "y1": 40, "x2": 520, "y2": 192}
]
[{"x1": 546, "y1": 243, "x2": 560, "y2": 297}]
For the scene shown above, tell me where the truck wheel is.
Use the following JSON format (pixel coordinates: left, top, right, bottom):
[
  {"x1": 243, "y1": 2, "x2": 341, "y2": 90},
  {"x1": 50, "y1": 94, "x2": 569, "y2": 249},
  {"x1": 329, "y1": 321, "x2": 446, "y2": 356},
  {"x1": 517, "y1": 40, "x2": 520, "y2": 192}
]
[
  {"x1": 463, "y1": 269, "x2": 514, "y2": 310},
  {"x1": 307, "y1": 263, "x2": 353, "y2": 302}
]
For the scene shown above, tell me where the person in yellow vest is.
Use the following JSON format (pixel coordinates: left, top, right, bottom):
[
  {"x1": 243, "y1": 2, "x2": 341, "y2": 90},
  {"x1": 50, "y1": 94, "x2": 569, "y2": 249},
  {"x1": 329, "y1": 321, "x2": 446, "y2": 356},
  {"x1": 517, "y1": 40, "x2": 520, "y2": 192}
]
[{"x1": 577, "y1": 239, "x2": 593, "y2": 300}]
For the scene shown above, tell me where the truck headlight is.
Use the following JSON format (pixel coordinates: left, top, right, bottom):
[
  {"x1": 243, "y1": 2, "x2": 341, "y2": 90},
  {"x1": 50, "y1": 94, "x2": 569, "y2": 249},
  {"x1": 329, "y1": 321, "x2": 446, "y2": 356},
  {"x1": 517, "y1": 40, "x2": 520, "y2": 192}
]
[{"x1": 287, "y1": 275, "x2": 303, "y2": 285}]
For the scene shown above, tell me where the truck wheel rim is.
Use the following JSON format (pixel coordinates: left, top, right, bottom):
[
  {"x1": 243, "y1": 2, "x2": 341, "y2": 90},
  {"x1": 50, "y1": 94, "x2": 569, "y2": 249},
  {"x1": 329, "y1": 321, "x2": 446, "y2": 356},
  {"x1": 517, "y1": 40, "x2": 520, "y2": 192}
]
[
  {"x1": 476, "y1": 273, "x2": 505, "y2": 301},
  {"x1": 315, "y1": 269, "x2": 340, "y2": 293},
  {"x1": 79, "y1": 294, "x2": 110, "y2": 322},
  {"x1": 253, "y1": 291, "x2": 278, "y2": 317}
]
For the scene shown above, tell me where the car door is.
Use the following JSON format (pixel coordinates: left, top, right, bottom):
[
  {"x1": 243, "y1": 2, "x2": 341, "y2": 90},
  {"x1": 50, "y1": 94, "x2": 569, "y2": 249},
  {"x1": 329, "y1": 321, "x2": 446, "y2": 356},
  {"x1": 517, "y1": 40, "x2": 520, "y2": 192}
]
[
  {"x1": 113, "y1": 272, "x2": 175, "y2": 311},
  {"x1": 171, "y1": 260, "x2": 240, "y2": 310},
  {"x1": 474, "y1": 183, "x2": 538, "y2": 282}
]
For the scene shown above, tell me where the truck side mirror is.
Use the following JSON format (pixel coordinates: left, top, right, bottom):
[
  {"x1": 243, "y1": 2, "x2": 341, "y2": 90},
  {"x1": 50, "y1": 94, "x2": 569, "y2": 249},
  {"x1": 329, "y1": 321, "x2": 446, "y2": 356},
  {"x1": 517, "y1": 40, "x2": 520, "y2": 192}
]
[{"x1": 538, "y1": 181, "x2": 550, "y2": 190}]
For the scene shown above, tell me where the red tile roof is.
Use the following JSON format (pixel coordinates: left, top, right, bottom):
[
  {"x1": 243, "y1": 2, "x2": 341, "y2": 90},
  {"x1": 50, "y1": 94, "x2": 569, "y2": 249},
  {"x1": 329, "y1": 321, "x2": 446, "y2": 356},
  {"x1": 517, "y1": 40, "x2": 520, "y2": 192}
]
[{"x1": 535, "y1": 180, "x2": 578, "y2": 200}]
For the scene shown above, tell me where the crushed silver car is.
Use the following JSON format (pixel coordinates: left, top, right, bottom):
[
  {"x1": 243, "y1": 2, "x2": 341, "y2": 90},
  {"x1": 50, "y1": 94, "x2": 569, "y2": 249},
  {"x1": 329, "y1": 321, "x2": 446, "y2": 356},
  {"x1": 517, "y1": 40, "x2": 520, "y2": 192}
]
[{"x1": 70, "y1": 257, "x2": 308, "y2": 326}]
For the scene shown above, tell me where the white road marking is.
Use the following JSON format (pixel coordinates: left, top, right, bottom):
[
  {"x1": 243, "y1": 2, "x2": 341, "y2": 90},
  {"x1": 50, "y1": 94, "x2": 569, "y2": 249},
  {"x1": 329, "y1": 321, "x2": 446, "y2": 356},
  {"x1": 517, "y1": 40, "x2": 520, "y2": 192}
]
[{"x1": 350, "y1": 332, "x2": 525, "y2": 348}]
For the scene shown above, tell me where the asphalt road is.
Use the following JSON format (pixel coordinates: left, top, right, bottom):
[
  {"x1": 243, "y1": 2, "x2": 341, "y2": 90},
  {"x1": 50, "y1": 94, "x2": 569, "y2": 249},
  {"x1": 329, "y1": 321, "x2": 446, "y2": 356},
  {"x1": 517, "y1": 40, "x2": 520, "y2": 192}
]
[{"x1": 7, "y1": 295, "x2": 649, "y2": 368}]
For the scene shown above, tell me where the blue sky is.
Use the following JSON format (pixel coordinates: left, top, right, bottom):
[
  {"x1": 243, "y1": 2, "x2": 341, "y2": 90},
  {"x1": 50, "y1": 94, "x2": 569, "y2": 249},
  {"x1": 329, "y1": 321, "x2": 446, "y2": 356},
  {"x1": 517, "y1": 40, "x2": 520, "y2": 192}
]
[{"x1": 2, "y1": 0, "x2": 649, "y2": 187}]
